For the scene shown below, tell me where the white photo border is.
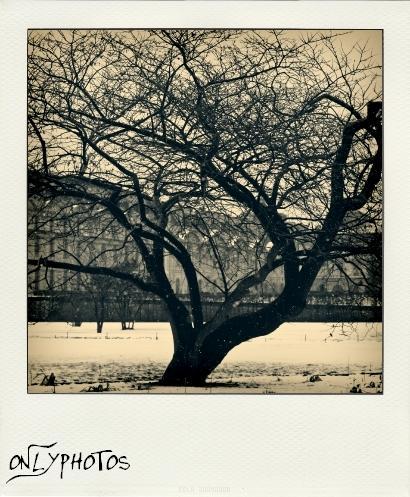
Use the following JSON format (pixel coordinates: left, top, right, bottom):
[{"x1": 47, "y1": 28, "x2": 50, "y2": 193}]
[{"x1": 1, "y1": 2, "x2": 409, "y2": 496}]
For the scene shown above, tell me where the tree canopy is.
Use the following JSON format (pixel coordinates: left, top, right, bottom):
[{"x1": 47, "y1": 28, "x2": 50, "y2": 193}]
[{"x1": 28, "y1": 29, "x2": 382, "y2": 384}]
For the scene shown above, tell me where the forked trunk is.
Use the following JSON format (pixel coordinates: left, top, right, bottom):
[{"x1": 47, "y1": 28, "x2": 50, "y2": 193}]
[
  {"x1": 159, "y1": 300, "x2": 291, "y2": 386},
  {"x1": 160, "y1": 324, "x2": 267, "y2": 386}
]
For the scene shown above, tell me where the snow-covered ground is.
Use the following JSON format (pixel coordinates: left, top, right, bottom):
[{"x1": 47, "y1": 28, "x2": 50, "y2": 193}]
[{"x1": 28, "y1": 321, "x2": 382, "y2": 394}]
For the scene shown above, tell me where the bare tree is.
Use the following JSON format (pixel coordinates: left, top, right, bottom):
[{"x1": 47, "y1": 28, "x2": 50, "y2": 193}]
[
  {"x1": 80, "y1": 273, "x2": 112, "y2": 333},
  {"x1": 109, "y1": 265, "x2": 143, "y2": 330},
  {"x1": 28, "y1": 30, "x2": 382, "y2": 385}
]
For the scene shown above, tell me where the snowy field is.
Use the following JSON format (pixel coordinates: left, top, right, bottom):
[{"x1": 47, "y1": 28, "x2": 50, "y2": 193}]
[{"x1": 28, "y1": 321, "x2": 382, "y2": 394}]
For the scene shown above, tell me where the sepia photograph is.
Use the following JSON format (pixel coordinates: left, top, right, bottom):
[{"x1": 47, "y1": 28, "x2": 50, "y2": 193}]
[{"x1": 27, "y1": 28, "x2": 382, "y2": 394}]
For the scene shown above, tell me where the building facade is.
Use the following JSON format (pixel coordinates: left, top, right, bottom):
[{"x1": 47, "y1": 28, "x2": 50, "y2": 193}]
[{"x1": 28, "y1": 197, "x2": 381, "y2": 307}]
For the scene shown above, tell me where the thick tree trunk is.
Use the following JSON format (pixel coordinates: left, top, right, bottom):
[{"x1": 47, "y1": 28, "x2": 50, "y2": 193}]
[
  {"x1": 160, "y1": 321, "x2": 282, "y2": 386},
  {"x1": 159, "y1": 291, "x2": 305, "y2": 386},
  {"x1": 160, "y1": 350, "x2": 208, "y2": 386},
  {"x1": 157, "y1": 280, "x2": 316, "y2": 387},
  {"x1": 159, "y1": 337, "x2": 246, "y2": 386}
]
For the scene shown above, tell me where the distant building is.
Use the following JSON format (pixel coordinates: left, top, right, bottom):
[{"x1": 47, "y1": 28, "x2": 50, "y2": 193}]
[{"x1": 28, "y1": 196, "x2": 381, "y2": 306}]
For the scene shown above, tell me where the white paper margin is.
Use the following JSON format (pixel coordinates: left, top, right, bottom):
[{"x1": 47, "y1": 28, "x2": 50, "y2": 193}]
[{"x1": 1, "y1": 2, "x2": 409, "y2": 496}]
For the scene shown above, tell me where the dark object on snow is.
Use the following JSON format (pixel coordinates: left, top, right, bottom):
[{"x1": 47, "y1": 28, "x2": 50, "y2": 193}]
[
  {"x1": 40, "y1": 372, "x2": 56, "y2": 386},
  {"x1": 309, "y1": 375, "x2": 322, "y2": 382},
  {"x1": 87, "y1": 382, "x2": 110, "y2": 392},
  {"x1": 136, "y1": 383, "x2": 151, "y2": 390}
]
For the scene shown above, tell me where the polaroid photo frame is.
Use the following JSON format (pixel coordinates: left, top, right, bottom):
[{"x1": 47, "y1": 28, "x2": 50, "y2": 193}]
[{"x1": 1, "y1": 1, "x2": 409, "y2": 496}]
